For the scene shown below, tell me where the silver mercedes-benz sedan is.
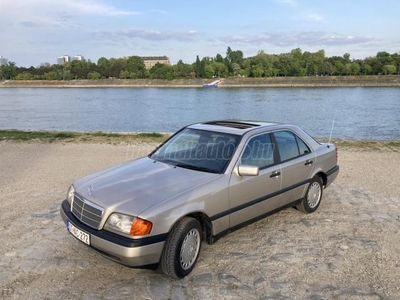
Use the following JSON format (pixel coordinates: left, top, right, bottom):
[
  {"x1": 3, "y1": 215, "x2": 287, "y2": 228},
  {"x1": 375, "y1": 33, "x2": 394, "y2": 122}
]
[{"x1": 60, "y1": 120, "x2": 339, "y2": 278}]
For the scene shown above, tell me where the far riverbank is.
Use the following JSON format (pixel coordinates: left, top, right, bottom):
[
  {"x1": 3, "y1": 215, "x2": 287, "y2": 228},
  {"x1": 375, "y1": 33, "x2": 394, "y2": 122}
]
[{"x1": 1, "y1": 75, "x2": 400, "y2": 88}]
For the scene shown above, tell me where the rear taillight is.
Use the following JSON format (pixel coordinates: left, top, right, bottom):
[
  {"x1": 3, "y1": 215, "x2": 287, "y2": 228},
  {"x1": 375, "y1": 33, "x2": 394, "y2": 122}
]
[{"x1": 335, "y1": 147, "x2": 338, "y2": 162}]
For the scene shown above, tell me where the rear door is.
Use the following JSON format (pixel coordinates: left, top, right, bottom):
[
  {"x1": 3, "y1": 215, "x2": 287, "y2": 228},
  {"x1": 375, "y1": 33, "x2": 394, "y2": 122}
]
[
  {"x1": 272, "y1": 131, "x2": 316, "y2": 207},
  {"x1": 229, "y1": 133, "x2": 282, "y2": 227}
]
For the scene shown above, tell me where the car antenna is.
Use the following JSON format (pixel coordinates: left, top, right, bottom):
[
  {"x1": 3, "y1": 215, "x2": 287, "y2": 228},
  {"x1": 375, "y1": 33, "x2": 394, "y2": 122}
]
[{"x1": 328, "y1": 112, "x2": 336, "y2": 144}]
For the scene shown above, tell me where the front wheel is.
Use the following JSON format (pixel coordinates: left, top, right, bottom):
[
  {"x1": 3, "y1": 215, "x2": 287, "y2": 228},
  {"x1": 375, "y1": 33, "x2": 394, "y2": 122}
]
[
  {"x1": 296, "y1": 176, "x2": 323, "y2": 213},
  {"x1": 160, "y1": 217, "x2": 202, "y2": 278}
]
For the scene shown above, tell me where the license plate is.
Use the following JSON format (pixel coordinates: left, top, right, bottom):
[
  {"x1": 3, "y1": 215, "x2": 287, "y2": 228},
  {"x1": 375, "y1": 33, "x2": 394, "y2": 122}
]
[{"x1": 67, "y1": 220, "x2": 90, "y2": 245}]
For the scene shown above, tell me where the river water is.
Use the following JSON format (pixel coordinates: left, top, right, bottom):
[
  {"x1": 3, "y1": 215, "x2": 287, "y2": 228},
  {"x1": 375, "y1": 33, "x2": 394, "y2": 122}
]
[{"x1": 0, "y1": 87, "x2": 399, "y2": 139}]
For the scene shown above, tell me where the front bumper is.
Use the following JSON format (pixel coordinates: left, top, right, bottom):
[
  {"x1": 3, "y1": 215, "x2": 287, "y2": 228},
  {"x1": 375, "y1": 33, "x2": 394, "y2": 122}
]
[{"x1": 60, "y1": 200, "x2": 166, "y2": 267}]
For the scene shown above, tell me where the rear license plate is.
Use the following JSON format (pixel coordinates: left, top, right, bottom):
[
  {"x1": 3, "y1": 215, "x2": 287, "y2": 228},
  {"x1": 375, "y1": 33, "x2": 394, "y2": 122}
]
[{"x1": 67, "y1": 220, "x2": 90, "y2": 245}]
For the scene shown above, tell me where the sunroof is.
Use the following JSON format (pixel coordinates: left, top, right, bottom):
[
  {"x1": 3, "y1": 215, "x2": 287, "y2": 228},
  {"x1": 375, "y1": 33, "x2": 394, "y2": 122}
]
[{"x1": 203, "y1": 121, "x2": 261, "y2": 129}]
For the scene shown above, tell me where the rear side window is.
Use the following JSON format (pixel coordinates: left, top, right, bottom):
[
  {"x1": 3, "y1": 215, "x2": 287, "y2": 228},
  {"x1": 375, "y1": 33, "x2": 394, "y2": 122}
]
[
  {"x1": 273, "y1": 131, "x2": 311, "y2": 161},
  {"x1": 296, "y1": 136, "x2": 311, "y2": 155}
]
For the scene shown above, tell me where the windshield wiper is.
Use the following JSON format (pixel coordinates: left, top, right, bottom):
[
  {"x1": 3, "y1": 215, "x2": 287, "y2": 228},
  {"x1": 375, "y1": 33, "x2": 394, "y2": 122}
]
[{"x1": 175, "y1": 163, "x2": 219, "y2": 174}]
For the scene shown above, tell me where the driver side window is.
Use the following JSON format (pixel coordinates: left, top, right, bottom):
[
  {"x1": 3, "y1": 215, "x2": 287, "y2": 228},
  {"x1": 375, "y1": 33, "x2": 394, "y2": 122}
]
[{"x1": 241, "y1": 133, "x2": 275, "y2": 169}]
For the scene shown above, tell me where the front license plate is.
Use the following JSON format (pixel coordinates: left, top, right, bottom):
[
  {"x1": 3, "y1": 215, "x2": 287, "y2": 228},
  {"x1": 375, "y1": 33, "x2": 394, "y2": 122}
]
[{"x1": 67, "y1": 220, "x2": 90, "y2": 245}]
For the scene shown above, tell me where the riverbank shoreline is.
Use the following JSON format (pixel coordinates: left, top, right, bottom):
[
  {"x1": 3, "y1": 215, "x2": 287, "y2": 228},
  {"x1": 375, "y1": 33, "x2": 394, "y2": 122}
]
[
  {"x1": 1, "y1": 75, "x2": 400, "y2": 88},
  {"x1": 1, "y1": 129, "x2": 399, "y2": 150}
]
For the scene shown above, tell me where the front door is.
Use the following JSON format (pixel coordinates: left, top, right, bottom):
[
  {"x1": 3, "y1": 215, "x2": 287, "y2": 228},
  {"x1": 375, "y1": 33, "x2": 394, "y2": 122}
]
[{"x1": 229, "y1": 133, "x2": 282, "y2": 227}]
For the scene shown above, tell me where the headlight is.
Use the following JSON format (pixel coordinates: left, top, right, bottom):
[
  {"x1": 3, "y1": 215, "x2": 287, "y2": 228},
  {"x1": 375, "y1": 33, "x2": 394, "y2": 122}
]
[
  {"x1": 105, "y1": 213, "x2": 152, "y2": 236},
  {"x1": 67, "y1": 185, "x2": 75, "y2": 205}
]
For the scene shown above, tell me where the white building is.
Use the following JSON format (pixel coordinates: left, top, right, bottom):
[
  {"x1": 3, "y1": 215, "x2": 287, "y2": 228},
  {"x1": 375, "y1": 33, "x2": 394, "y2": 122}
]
[
  {"x1": 0, "y1": 56, "x2": 8, "y2": 66},
  {"x1": 57, "y1": 55, "x2": 71, "y2": 65},
  {"x1": 71, "y1": 55, "x2": 84, "y2": 62},
  {"x1": 57, "y1": 55, "x2": 85, "y2": 65}
]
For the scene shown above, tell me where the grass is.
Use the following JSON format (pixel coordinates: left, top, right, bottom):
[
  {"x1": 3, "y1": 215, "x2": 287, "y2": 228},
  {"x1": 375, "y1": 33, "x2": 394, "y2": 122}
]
[
  {"x1": 136, "y1": 132, "x2": 164, "y2": 138},
  {"x1": 0, "y1": 130, "x2": 168, "y2": 143},
  {"x1": 318, "y1": 138, "x2": 400, "y2": 151}
]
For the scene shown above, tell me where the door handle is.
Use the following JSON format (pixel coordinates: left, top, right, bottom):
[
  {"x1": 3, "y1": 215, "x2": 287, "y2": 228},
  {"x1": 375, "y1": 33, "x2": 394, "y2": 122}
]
[
  {"x1": 270, "y1": 171, "x2": 281, "y2": 178},
  {"x1": 305, "y1": 160, "x2": 313, "y2": 166}
]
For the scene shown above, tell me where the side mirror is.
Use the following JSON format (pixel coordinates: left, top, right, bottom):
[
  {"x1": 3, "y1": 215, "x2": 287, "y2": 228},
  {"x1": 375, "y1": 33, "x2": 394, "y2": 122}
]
[{"x1": 238, "y1": 165, "x2": 259, "y2": 176}]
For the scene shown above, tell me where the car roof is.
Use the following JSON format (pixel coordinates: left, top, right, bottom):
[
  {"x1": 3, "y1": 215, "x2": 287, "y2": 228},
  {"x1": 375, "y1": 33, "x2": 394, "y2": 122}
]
[{"x1": 187, "y1": 120, "x2": 285, "y2": 135}]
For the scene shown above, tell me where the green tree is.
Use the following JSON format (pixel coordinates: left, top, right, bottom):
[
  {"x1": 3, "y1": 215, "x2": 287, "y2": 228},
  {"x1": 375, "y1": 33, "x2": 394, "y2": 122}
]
[
  {"x1": 231, "y1": 63, "x2": 241, "y2": 76},
  {"x1": 225, "y1": 47, "x2": 244, "y2": 74},
  {"x1": 70, "y1": 60, "x2": 92, "y2": 79},
  {"x1": 210, "y1": 62, "x2": 228, "y2": 77},
  {"x1": 362, "y1": 63, "x2": 372, "y2": 75},
  {"x1": 15, "y1": 72, "x2": 35, "y2": 80},
  {"x1": 321, "y1": 61, "x2": 334, "y2": 75},
  {"x1": 200, "y1": 58, "x2": 207, "y2": 78},
  {"x1": 251, "y1": 67, "x2": 264, "y2": 77},
  {"x1": 97, "y1": 57, "x2": 110, "y2": 78},
  {"x1": 343, "y1": 53, "x2": 351, "y2": 64},
  {"x1": 119, "y1": 70, "x2": 132, "y2": 79},
  {"x1": 289, "y1": 48, "x2": 303, "y2": 76},
  {"x1": 195, "y1": 55, "x2": 202, "y2": 78},
  {"x1": 364, "y1": 56, "x2": 382, "y2": 74},
  {"x1": 302, "y1": 51, "x2": 318, "y2": 76},
  {"x1": 349, "y1": 62, "x2": 360, "y2": 75},
  {"x1": 44, "y1": 71, "x2": 61, "y2": 80},
  {"x1": 0, "y1": 62, "x2": 18, "y2": 79},
  {"x1": 382, "y1": 64, "x2": 396, "y2": 75},
  {"x1": 125, "y1": 56, "x2": 146, "y2": 78},
  {"x1": 87, "y1": 71, "x2": 101, "y2": 80},
  {"x1": 215, "y1": 53, "x2": 224, "y2": 63},
  {"x1": 204, "y1": 65, "x2": 214, "y2": 78},
  {"x1": 149, "y1": 63, "x2": 175, "y2": 80},
  {"x1": 108, "y1": 58, "x2": 125, "y2": 78},
  {"x1": 275, "y1": 53, "x2": 291, "y2": 76},
  {"x1": 376, "y1": 51, "x2": 392, "y2": 65},
  {"x1": 173, "y1": 60, "x2": 194, "y2": 78}
]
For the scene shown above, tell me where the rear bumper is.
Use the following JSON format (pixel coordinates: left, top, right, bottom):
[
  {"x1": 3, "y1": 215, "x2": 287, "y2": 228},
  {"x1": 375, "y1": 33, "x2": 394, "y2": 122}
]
[
  {"x1": 325, "y1": 165, "x2": 339, "y2": 188},
  {"x1": 60, "y1": 200, "x2": 166, "y2": 267}
]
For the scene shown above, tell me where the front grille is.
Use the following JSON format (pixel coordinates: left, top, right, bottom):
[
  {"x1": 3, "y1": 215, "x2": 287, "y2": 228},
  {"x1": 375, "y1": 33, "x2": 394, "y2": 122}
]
[{"x1": 71, "y1": 194, "x2": 104, "y2": 229}]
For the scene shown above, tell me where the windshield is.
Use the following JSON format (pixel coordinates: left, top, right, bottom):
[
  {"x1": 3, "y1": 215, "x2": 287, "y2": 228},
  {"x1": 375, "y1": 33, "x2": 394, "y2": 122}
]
[{"x1": 150, "y1": 128, "x2": 241, "y2": 173}]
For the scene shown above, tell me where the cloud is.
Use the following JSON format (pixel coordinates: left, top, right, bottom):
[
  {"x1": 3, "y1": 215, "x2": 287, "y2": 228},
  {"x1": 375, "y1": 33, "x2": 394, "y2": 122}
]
[
  {"x1": 216, "y1": 31, "x2": 377, "y2": 47},
  {"x1": 274, "y1": 0, "x2": 297, "y2": 6},
  {"x1": 66, "y1": 0, "x2": 139, "y2": 16},
  {"x1": 0, "y1": 0, "x2": 138, "y2": 17},
  {"x1": 0, "y1": 0, "x2": 139, "y2": 29},
  {"x1": 97, "y1": 29, "x2": 197, "y2": 42},
  {"x1": 306, "y1": 13, "x2": 325, "y2": 22},
  {"x1": 19, "y1": 22, "x2": 38, "y2": 28}
]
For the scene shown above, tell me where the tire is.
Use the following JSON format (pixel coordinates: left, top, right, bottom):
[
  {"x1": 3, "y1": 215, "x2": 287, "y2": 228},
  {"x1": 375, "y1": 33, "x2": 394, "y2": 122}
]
[
  {"x1": 296, "y1": 176, "x2": 323, "y2": 214},
  {"x1": 160, "y1": 217, "x2": 202, "y2": 278}
]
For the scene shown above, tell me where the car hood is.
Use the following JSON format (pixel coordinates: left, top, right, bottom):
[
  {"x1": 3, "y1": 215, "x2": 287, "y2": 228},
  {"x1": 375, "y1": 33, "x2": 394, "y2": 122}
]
[{"x1": 73, "y1": 157, "x2": 219, "y2": 215}]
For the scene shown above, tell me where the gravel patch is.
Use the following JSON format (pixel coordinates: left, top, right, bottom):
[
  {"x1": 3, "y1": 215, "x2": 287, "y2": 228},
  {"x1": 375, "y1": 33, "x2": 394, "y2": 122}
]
[{"x1": 1, "y1": 141, "x2": 399, "y2": 299}]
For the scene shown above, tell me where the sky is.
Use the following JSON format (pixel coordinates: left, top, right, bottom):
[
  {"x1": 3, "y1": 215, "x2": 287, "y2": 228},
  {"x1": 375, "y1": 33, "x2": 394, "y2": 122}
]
[{"x1": 0, "y1": 0, "x2": 399, "y2": 67}]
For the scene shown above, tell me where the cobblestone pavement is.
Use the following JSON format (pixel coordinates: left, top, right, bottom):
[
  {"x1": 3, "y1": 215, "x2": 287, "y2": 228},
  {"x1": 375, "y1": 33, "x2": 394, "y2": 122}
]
[{"x1": 1, "y1": 142, "x2": 399, "y2": 300}]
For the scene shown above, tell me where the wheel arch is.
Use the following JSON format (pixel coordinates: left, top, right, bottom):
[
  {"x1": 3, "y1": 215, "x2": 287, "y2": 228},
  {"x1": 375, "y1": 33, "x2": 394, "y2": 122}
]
[
  {"x1": 167, "y1": 212, "x2": 214, "y2": 245},
  {"x1": 315, "y1": 171, "x2": 327, "y2": 187}
]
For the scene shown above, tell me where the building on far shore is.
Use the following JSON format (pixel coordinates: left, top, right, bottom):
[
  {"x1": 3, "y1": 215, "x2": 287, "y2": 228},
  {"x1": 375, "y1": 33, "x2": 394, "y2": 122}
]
[
  {"x1": 57, "y1": 55, "x2": 70, "y2": 65},
  {"x1": 72, "y1": 55, "x2": 84, "y2": 62},
  {"x1": 141, "y1": 56, "x2": 170, "y2": 70},
  {"x1": 57, "y1": 55, "x2": 85, "y2": 65},
  {"x1": 0, "y1": 56, "x2": 8, "y2": 66}
]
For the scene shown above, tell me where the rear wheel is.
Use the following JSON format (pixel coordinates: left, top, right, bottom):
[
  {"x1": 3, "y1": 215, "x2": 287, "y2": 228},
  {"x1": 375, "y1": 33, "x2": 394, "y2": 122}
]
[
  {"x1": 160, "y1": 217, "x2": 202, "y2": 278},
  {"x1": 296, "y1": 176, "x2": 323, "y2": 213}
]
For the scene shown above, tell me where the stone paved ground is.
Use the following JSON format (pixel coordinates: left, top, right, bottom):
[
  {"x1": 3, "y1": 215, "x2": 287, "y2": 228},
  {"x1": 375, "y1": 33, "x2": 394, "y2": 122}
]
[{"x1": 1, "y1": 142, "x2": 399, "y2": 300}]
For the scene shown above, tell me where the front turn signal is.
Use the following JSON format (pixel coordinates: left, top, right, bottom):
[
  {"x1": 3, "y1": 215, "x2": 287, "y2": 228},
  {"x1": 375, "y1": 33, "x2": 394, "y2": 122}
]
[{"x1": 130, "y1": 217, "x2": 153, "y2": 236}]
